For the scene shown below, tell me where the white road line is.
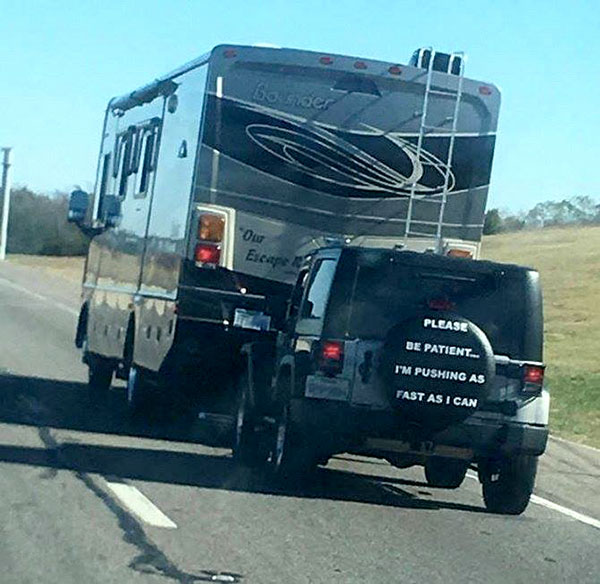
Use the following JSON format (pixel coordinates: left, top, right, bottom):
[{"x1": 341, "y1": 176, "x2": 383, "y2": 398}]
[
  {"x1": 0, "y1": 276, "x2": 78, "y2": 317},
  {"x1": 466, "y1": 471, "x2": 600, "y2": 530},
  {"x1": 105, "y1": 480, "x2": 177, "y2": 529},
  {"x1": 549, "y1": 434, "x2": 600, "y2": 454},
  {"x1": 530, "y1": 494, "x2": 600, "y2": 530}
]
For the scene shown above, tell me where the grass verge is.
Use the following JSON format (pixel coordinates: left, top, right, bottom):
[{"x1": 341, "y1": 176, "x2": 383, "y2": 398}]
[{"x1": 482, "y1": 225, "x2": 600, "y2": 448}]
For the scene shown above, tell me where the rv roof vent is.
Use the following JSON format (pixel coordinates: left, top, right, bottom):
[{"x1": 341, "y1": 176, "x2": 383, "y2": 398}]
[
  {"x1": 409, "y1": 48, "x2": 463, "y2": 76},
  {"x1": 333, "y1": 74, "x2": 381, "y2": 96}
]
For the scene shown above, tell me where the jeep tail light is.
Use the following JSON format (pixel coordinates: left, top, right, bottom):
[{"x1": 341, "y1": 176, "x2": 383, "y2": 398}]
[
  {"x1": 522, "y1": 363, "x2": 545, "y2": 394},
  {"x1": 198, "y1": 213, "x2": 225, "y2": 243},
  {"x1": 319, "y1": 340, "x2": 344, "y2": 376},
  {"x1": 195, "y1": 242, "x2": 221, "y2": 266}
]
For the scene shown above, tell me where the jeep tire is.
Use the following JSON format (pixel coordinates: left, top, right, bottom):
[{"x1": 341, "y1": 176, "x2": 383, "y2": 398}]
[
  {"x1": 480, "y1": 455, "x2": 538, "y2": 515},
  {"x1": 271, "y1": 403, "x2": 317, "y2": 483},
  {"x1": 425, "y1": 457, "x2": 469, "y2": 489}
]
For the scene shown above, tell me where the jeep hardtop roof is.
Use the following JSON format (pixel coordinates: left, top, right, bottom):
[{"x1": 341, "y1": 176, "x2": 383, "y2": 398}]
[
  {"x1": 309, "y1": 246, "x2": 536, "y2": 276},
  {"x1": 311, "y1": 247, "x2": 542, "y2": 361}
]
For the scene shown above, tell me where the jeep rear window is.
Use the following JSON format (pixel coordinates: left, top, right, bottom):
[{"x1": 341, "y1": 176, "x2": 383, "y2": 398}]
[{"x1": 325, "y1": 252, "x2": 535, "y2": 359}]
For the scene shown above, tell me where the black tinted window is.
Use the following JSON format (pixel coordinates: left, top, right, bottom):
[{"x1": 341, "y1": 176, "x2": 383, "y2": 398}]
[
  {"x1": 325, "y1": 252, "x2": 535, "y2": 358},
  {"x1": 300, "y1": 259, "x2": 337, "y2": 320}
]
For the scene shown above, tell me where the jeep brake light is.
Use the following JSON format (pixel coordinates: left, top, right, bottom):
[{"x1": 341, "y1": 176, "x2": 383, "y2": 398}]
[
  {"x1": 319, "y1": 340, "x2": 344, "y2": 375},
  {"x1": 522, "y1": 364, "x2": 545, "y2": 394},
  {"x1": 194, "y1": 243, "x2": 221, "y2": 266}
]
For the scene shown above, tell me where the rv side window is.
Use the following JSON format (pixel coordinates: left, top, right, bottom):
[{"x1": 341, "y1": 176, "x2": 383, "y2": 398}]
[
  {"x1": 133, "y1": 119, "x2": 160, "y2": 198},
  {"x1": 97, "y1": 153, "x2": 111, "y2": 220},
  {"x1": 114, "y1": 129, "x2": 134, "y2": 200},
  {"x1": 137, "y1": 129, "x2": 156, "y2": 197}
]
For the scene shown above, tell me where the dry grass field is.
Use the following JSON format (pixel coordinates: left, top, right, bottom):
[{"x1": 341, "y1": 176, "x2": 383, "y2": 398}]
[
  {"x1": 482, "y1": 225, "x2": 600, "y2": 447},
  {"x1": 8, "y1": 226, "x2": 599, "y2": 447},
  {"x1": 8, "y1": 254, "x2": 85, "y2": 284}
]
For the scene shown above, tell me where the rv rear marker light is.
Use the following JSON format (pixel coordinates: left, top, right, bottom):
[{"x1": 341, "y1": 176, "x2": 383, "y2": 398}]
[
  {"x1": 479, "y1": 86, "x2": 492, "y2": 95},
  {"x1": 198, "y1": 213, "x2": 225, "y2": 242},
  {"x1": 194, "y1": 243, "x2": 221, "y2": 266},
  {"x1": 223, "y1": 49, "x2": 237, "y2": 58},
  {"x1": 354, "y1": 61, "x2": 367, "y2": 70},
  {"x1": 388, "y1": 65, "x2": 402, "y2": 75},
  {"x1": 319, "y1": 56, "x2": 334, "y2": 65},
  {"x1": 447, "y1": 248, "x2": 473, "y2": 259}
]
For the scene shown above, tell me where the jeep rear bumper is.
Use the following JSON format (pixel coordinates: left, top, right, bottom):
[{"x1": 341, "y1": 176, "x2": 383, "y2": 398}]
[{"x1": 289, "y1": 398, "x2": 549, "y2": 458}]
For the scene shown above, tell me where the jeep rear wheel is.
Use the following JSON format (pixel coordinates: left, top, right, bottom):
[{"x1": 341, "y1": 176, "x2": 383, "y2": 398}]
[
  {"x1": 480, "y1": 455, "x2": 538, "y2": 515},
  {"x1": 271, "y1": 403, "x2": 317, "y2": 483},
  {"x1": 424, "y1": 457, "x2": 469, "y2": 489}
]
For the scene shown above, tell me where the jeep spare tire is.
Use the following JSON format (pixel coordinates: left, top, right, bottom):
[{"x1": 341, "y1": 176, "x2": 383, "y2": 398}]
[{"x1": 382, "y1": 312, "x2": 495, "y2": 433}]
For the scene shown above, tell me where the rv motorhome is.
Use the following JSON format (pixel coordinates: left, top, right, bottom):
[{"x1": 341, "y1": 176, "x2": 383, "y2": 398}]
[{"x1": 68, "y1": 44, "x2": 501, "y2": 413}]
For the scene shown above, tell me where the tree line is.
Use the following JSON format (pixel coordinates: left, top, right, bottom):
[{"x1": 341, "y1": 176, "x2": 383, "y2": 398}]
[
  {"x1": 6, "y1": 187, "x2": 89, "y2": 255},
  {"x1": 3, "y1": 187, "x2": 599, "y2": 255},
  {"x1": 483, "y1": 196, "x2": 600, "y2": 235}
]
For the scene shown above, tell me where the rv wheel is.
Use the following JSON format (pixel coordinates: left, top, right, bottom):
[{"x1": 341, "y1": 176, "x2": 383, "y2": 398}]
[
  {"x1": 126, "y1": 364, "x2": 150, "y2": 414},
  {"x1": 85, "y1": 342, "x2": 113, "y2": 401},
  {"x1": 233, "y1": 373, "x2": 265, "y2": 466}
]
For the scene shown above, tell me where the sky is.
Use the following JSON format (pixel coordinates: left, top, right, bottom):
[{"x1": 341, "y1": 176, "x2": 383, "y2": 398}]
[{"x1": 0, "y1": 0, "x2": 598, "y2": 211}]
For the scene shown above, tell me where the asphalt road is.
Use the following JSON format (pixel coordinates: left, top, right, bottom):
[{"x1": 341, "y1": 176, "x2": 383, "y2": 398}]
[{"x1": 0, "y1": 261, "x2": 598, "y2": 584}]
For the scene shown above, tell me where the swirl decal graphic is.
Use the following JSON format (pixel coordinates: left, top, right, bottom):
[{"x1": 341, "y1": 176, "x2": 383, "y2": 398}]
[
  {"x1": 202, "y1": 95, "x2": 495, "y2": 201},
  {"x1": 245, "y1": 122, "x2": 454, "y2": 197}
]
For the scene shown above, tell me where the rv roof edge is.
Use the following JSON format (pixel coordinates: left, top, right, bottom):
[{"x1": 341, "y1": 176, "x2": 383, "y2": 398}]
[{"x1": 110, "y1": 50, "x2": 212, "y2": 112}]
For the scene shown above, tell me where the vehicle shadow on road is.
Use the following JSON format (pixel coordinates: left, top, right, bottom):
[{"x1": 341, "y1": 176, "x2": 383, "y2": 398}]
[{"x1": 0, "y1": 373, "x2": 486, "y2": 515}]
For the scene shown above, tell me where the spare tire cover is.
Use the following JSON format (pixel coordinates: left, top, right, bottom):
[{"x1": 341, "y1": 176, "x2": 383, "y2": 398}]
[{"x1": 381, "y1": 312, "x2": 495, "y2": 433}]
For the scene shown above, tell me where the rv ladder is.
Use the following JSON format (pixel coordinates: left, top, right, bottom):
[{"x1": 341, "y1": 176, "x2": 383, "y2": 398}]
[{"x1": 404, "y1": 49, "x2": 465, "y2": 250}]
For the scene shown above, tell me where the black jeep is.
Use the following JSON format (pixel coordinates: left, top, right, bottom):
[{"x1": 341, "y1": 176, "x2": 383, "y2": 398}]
[{"x1": 234, "y1": 246, "x2": 549, "y2": 515}]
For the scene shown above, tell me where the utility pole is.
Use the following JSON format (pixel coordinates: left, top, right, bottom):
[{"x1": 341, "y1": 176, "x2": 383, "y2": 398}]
[{"x1": 0, "y1": 148, "x2": 13, "y2": 261}]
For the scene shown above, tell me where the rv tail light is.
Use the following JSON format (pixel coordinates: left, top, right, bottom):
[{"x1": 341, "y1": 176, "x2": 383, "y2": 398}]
[
  {"x1": 198, "y1": 213, "x2": 225, "y2": 242},
  {"x1": 479, "y1": 85, "x2": 492, "y2": 95},
  {"x1": 447, "y1": 248, "x2": 473, "y2": 259},
  {"x1": 194, "y1": 243, "x2": 221, "y2": 266},
  {"x1": 319, "y1": 56, "x2": 334, "y2": 65},
  {"x1": 388, "y1": 65, "x2": 402, "y2": 75},
  {"x1": 223, "y1": 49, "x2": 237, "y2": 58},
  {"x1": 319, "y1": 340, "x2": 344, "y2": 376},
  {"x1": 522, "y1": 364, "x2": 545, "y2": 394},
  {"x1": 354, "y1": 61, "x2": 367, "y2": 70}
]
